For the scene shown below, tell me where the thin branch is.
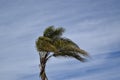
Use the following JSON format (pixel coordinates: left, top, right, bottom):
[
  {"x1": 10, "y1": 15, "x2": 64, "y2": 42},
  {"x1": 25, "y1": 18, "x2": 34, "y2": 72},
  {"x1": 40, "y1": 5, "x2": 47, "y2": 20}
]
[{"x1": 46, "y1": 54, "x2": 53, "y2": 61}]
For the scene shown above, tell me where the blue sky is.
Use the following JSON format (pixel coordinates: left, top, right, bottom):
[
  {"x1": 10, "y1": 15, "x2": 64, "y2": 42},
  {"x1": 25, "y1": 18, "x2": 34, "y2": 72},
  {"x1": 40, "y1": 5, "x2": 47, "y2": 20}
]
[{"x1": 0, "y1": 0, "x2": 120, "y2": 80}]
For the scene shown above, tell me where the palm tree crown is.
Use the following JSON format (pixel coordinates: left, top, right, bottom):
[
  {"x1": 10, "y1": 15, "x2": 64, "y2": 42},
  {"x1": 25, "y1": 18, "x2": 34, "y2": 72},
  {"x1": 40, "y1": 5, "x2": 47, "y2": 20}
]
[{"x1": 36, "y1": 26, "x2": 88, "y2": 80}]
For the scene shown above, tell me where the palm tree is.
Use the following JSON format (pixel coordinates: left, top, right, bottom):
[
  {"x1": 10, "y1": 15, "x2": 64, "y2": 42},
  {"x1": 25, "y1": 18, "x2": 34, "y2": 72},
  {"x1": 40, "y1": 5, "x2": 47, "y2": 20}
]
[{"x1": 35, "y1": 26, "x2": 88, "y2": 80}]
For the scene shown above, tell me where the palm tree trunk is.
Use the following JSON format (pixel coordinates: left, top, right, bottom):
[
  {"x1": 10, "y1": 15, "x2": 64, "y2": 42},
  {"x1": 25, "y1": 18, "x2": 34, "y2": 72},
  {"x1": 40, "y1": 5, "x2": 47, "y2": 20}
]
[{"x1": 39, "y1": 55, "x2": 48, "y2": 80}]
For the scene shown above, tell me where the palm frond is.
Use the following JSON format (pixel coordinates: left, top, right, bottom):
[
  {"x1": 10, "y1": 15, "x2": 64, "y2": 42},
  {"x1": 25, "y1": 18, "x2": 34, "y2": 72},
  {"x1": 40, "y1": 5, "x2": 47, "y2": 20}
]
[
  {"x1": 53, "y1": 51, "x2": 86, "y2": 62},
  {"x1": 36, "y1": 36, "x2": 57, "y2": 52},
  {"x1": 52, "y1": 27, "x2": 65, "y2": 39},
  {"x1": 43, "y1": 26, "x2": 55, "y2": 38},
  {"x1": 43, "y1": 26, "x2": 65, "y2": 39},
  {"x1": 60, "y1": 38, "x2": 80, "y2": 48},
  {"x1": 53, "y1": 38, "x2": 88, "y2": 56},
  {"x1": 53, "y1": 37, "x2": 88, "y2": 61}
]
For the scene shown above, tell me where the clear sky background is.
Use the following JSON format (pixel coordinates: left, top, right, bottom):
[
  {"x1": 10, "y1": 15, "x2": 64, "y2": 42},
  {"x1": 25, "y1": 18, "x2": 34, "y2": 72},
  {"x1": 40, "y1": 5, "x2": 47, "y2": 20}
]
[{"x1": 0, "y1": 0, "x2": 120, "y2": 80}]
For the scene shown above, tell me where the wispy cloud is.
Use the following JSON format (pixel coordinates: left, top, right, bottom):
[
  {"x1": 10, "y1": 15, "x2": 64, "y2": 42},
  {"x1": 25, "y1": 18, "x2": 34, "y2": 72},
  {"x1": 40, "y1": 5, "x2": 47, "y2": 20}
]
[{"x1": 46, "y1": 51, "x2": 120, "y2": 80}]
